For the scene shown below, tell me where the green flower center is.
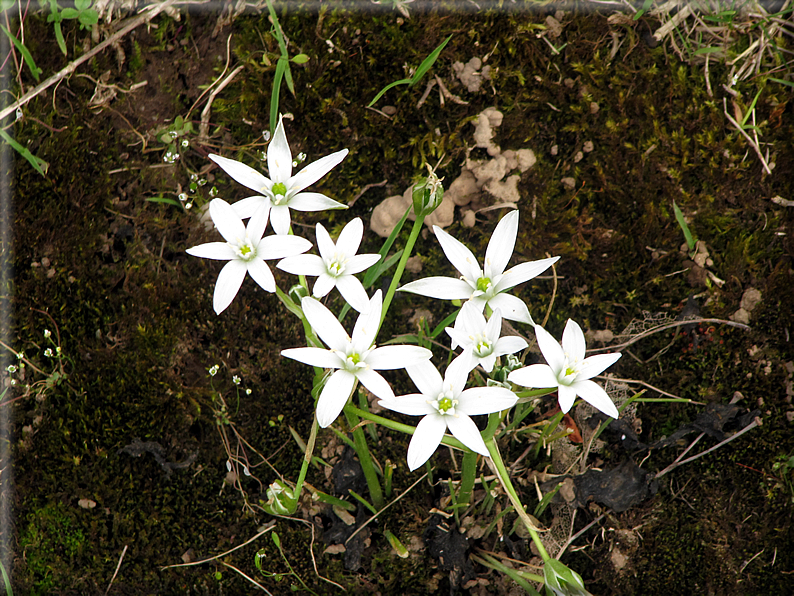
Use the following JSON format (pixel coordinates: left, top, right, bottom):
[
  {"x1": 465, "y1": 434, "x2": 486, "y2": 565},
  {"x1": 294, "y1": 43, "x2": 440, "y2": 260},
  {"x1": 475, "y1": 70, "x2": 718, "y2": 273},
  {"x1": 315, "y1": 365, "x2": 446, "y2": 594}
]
[
  {"x1": 326, "y1": 254, "x2": 346, "y2": 277},
  {"x1": 476, "y1": 277, "x2": 492, "y2": 293},
  {"x1": 475, "y1": 338, "x2": 493, "y2": 356},
  {"x1": 432, "y1": 391, "x2": 458, "y2": 415},
  {"x1": 271, "y1": 182, "x2": 288, "y2": 205},
  {"x1": 234, "y1": 240, "x2": 257, "y2": 261}
]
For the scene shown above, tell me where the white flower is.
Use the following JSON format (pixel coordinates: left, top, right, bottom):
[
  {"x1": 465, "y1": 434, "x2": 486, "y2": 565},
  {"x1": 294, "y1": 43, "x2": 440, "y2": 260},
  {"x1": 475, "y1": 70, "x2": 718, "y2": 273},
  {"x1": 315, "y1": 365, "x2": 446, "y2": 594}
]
[
  {"x1": 208, "y1": 115, "x2": 349, "y2": 235},
  {"x1": 398, "y1": 210, "x2": 559, "y2": 324},
  {"x1": 277, "y1": 217, "x2": 380, "y2": 312},
  {"x1": 446, "y1": 302, "x2": 528, "y2": 373},
  {"x1": 508, "y1": 320, "x2": 621, "y2": 418},
  {"x1": 379, "y1": 352, "x2": 517, "y2": 471},
  {"x1": 186, "y1": 198, "x2": 312, "y2": 314},
  {"x1": 281, "y1": 290, "x2": 432, "y2": 428}
]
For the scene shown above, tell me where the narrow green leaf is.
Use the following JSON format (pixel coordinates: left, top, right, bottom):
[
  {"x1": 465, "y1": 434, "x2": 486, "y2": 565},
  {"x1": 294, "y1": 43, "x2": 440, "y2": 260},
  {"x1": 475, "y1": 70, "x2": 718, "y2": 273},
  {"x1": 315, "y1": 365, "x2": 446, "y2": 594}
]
[
  {"x1": 367, "y1": 78, "x2": 412, "y2": 108},
  {"x1": 384, "y1": 530, "x2": 409, "y2": 558},
  {"x1": 0, "y1": 129, "x2": 48, "y2": 176},
  {"x1": 769, "y1": 77, "x2": 794, "y2": 88},
  {"x1": 411, "y1": 34, "x2": 453, "y2": 84},
  {"x1": 672, "y1": 200, "x2": 695, "y2": 251},
  {"x1": 430, "y1": 308, "x2": 460, "y2": 339},
  {"x1": 270, "y1": 57, "x2": 287, "y2": 135},
  {"x1": 0, "y1": 24, "x2": 42, "y2": 81},
  {"x1": 145, "y1": 197, "x2": 184, "y2": 209},
  {"x1": 633, "y1": 0, "x2": 654, "y2": 20}
]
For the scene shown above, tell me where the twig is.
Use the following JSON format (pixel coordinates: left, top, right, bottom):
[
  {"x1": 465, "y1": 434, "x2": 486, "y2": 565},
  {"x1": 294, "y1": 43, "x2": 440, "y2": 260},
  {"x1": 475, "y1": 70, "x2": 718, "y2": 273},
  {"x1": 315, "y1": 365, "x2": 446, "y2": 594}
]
[
  {"x1": 586, "y1": 318, "x2": 750, "y2": 354},
  {"x1": 345, "y1": 472, "x2": 428, "y2": 545},
  {"x1": 348, "y1": 179, "x2": 387, "y2": 207},
  {"x1": 160, "y1": 523, "x2": 276, "y2": 569},
  {"x1": 199, "y1": 64, "x2": 245, "y2": 141},
  {"x1": 0, "y1": 0, "x2": 178, "y2": 123},
  {"x1": 557, "y1": 513, "x2": 606, "y2": 559},
  {"x1": 596, "y1": 375, "x2": 704, "y2": 404},
  {"x1": 219, "y1": 560, "x2": 273, "y2": 594},
  {"x1": 105, "y1": 545, "x2": 128, "y2": 595},
  {"x1": 655, "y1": 416, "x2": 762, "y2": 479},
  {"x1": 722, "y1": 99, "x2": 773, "y2": 175},
  {"x1": 540, "y1": 257, "x2": 557, "y2": 328}
]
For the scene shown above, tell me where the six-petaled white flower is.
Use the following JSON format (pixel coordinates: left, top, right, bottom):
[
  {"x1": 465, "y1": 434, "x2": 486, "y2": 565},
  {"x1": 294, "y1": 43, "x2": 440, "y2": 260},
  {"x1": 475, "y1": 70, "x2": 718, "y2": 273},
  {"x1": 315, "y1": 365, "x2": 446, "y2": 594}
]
[
  {"x1": 508, "y1": 319, "x2": 621, "y2": 418},
  {"x1": 378, "y1": 352, "x2": 518, "y2": 471},
  {"x1": 277, "y1": 217, "x2": 381, "y2": 312},
  {"x1": 446, "y1": 301, "x2": 528, "y2": 373},
  {"x1": 209, "y1": 115, "x2": 349, "y2": 235},
  {"x1": 281, "y1": 290, "x2": 432, "y2": 428},
  {"x1": 186, "y1": 198, "x2": 312, "y2": 314},
  {"x1": 398, "y1": 210, "x2": 559, "y2": 324}
]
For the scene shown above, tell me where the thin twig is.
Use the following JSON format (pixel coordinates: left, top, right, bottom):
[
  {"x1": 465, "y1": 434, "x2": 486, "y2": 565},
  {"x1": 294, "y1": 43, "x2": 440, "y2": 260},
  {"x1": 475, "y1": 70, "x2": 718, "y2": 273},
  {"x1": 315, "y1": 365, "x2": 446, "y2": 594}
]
[
  {"x1": 104, "y1": 545, "x2": 128, "y2": 595},
  {"x1": 345, "y1": 472, "x2": 428, "y2": 545},
  {"x1": 595, "y1": 375, "x2": 704, "y2": 404},
  {"x1": 540, "y1": 258, "x2": 557, "y2": 328},
  {"x1": 0, "y1": 0, "x2": 179, "y2": 123},
  {"x1": 557, "y1": 513, "x2": 606, "y2": 559},
  {"x1": 199, "y1": 64, "x2": 245, "y2": 140},
  {"x1": 655, "y1": 417, "x2": 762, "y2": 479},
  {"x1": 586, "y1": 318, "x2": 750, "y2": 354},
  {"x1": 160, "y1": 523, "x2": 276, "y2": 569}
]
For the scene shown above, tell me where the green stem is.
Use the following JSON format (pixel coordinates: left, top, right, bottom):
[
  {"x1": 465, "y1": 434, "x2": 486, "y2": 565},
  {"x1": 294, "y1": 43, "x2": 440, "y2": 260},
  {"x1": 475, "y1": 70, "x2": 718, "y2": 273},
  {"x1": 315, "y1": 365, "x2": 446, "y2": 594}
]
[
  {"x1": 379, "y1": 212, "x2": 426, "y2": 332},
  {"x1": 458, "y1": 450, "x2": 478, "y2": 507},
  {"x1": 292, "y1": 416, "x2": 318, "y2": 500},
  {"x1": 346, "y1": 404, "x2": 467, "y2": 451},
  {"x1": 344, "y1": 404, "x2": 384, "y2": 510},
  {"x1": 485, "y1": 437, "x2": 550, "y2": 563}
]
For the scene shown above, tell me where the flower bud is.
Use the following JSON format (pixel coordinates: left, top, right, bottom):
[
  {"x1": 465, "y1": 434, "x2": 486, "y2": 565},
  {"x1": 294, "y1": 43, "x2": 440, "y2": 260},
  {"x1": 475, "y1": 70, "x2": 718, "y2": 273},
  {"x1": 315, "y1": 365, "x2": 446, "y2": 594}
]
[
  {"x1": 412, "y1": 168, "x2": 444, "y2": 217},
  {"x1": 262, "y1": 480, "x2": 297, "y2": 516}
]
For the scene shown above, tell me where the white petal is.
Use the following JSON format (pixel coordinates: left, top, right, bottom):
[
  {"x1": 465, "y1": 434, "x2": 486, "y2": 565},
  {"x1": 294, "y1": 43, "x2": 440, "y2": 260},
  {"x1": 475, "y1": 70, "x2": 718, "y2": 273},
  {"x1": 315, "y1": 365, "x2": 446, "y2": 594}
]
[
  {"x1": 562, "y1": 320, "x2": 587, "y2": 364},
  {"x1": 213, "y1": 260, "x2": 247, "y2": 314},
  {"x1": 257, "y1": 235, "x2": 312, "y2": 260},
  {"x1": 187, "y1": 242, "x2": 235, "y2": 260},
  {"x1": 578, "y1": 353, "x2": 621, "y2": 380},
  {"x1": 406, "y1": 360, "x2": 443, "y2": 396},
  {"x1": 289, "y1": 149, "x2": 349, "y2": 194},
  {"x1": 571, "y1": 379, "x2": 619, "y2": 418},
  {"x1": 447, "y1": 414, "x2": 489, "y2": 456},
  {"x1": 487, "y1": 293, "x2": 533, "y2": 325},
  {"x1": 494, "y1": 335, "x2": 529, "y2": 357},
  {"x1": 335, "y1": 217, "x2": 364, "y2": 257},
  {"x1": 477, "y1": 352, "x2": 497, "y2": 372},
  {"x1": 458, "y1": 387, "x2": 517, "y2": 416},
  {"x1": 495, "y1": 256, "x2": 559, "y2": 293},
  {"x1": 316, "y1": 370, "x2": 355, "y2": 428},
  {"x1": 247, "y1": 205, "x2": 270, "y2": 242},
  {"x1": 457, "y1": 300, "x2": 486, "y2": 335},
  {"x1": 246, "y1": 259, "x2": 276, "y2": 292},
  {"x1": 534, "y1": 325, "x2": 565, "y2": 373},
  {"x1": 399, "y1": 277, "x2": 473, "y2": 300},
  {"x1": 281, "y1": 347, "x2": 342, "y2": 369},
  {"x1": 444, "y1": 352, "x2": 473, "y2": 393},
  {"x1": 356, "y1": 368, "x2": 394, "y2": 400},
  {"x1": 277, "y1": 254, "x2": 326, "y2": 276},
  {"x1": 288, "y1": 191, "x2": 347, "y2": 212},
  {"x1": 407, "y1": 414, "x2": 447, "y2": 471},
  {"x1": 335, "y1": 275, "x2": 370, "y2": 313},
  {"x1": 483, "y1": 306, "x2": 502, "y2": 340},
  {"x1": 508, "y1": 364, "x2": 559, "y2": 388},
  {"x1": 378, "y1": 393, "x2": 436, "y2": 416},
  {"x1": 268, "y1": 116, "x2": 293, "y2": 183},
  {"x1": 315, "y1": 223, "x2": 336, "y2": 260},
  {"x1": 301, "y1": 297, "x2": 350, "y2": 351},
  {"x1": 209, "y1": 199, "x2": 245, "y2": 244},
  {"x1": 209, "y1": 154, "x2": 270, "y2": 194},
  {"x1": 345, "y1": 253, "x2": 381, "y2": 275},
  {"x1": 351, "y1": 290, "x2": 382, "y2": 351},
  {"x1": 312, "y1": 273, "x2": 337, "y2": 298},
  {"x1": 270, "y1": 205, "x2": 292, "y2": 235},
  {"x1": 445, "y1": 326, "x2": 468, "y2": 351},
  {"x1": 484, "y1": 210, "x2": 518, "y2": 278},
  {"x1": 434, "y1": 226, "x2": 482, "y2": 281},
  {"x1": 367, "y1": 345, "x2": 432, "y2": 370},
  {"x1": 557, "y1": 384, "x2": 577, "y2": 413},
  {"x1": 232, "y1": 196, "x2": 270, "y2": 219}
]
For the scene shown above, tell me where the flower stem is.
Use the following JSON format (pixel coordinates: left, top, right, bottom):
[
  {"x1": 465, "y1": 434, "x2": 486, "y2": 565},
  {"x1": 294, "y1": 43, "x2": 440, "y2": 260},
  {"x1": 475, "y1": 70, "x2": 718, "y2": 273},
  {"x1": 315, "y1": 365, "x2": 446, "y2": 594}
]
[
  {"x1": 292, "y1": 415, "x2": 318, "y2": 500},
  {"x1": 346, "y1": 404, "x2": 467, "y2": 451},
  {"x1": 344, "y1": 403, "x2": 384, "y2": 510},
  {"x1": 379, "y1": 212, "x2": 426, "y2": 332},
  {"x1": 485, "y1": 436, "x2": 550, "y2": 562},
  {"x1": 458, "y1": 450, "x2": 478, "y2": 507}
]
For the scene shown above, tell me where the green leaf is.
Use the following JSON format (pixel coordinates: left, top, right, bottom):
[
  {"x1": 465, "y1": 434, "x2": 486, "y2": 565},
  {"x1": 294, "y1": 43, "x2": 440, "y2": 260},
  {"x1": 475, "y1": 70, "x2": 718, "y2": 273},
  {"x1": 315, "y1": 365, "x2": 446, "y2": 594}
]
[
  {"x1": 367, "y1": 78, "x2": 412, "y2": 108},
  {"x1": 0, "y1": 128, "x2": 49, "y2": 176},
  {"x1": 410, "y1": 34, "x2": 452, "y2": 85},
  {"x1": 270, "y1": 57, "x2": 287, "y2": 135},
  {"x1": 146, "y1": 197, "x2": 184, "y2": 209},
  {"x1": 769, "y1": 77, "x2": 794, "y2": 88},
  {"x1": 633, "y1": 0, "x2": 654, "y2": 20},
  {"x1": 672, "y1": 200, "x2": 695, "y2": 251},
  {"x1": 75, "y1": 0, "x2": 92, "y2": 9},
  {"x1": 78, "y1": 10, "x2": 98, "y2": 27},
  {"x1": 291, "y1": 53, "x2": 309, "y2": 64},
  {"x1": 60, "y1": 8, "x2": 79, "y2": 18},
  {"x1": 384, "y1": 530, "x2": 409, "y2": 558},
  {"x1": 0, "y1": 24, "x2": 42, "y2": 81}
]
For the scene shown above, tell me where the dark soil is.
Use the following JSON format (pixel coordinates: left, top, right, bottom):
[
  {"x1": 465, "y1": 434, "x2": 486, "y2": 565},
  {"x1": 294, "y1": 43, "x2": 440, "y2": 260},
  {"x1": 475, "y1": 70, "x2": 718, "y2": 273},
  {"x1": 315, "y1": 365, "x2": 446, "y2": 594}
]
[{"x1": 5, "y1": 4, "x2": 794, "y2": 595}]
